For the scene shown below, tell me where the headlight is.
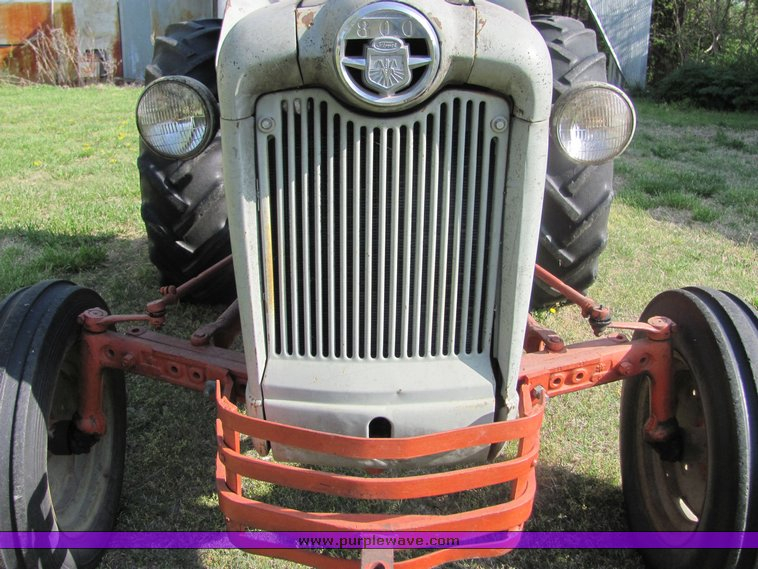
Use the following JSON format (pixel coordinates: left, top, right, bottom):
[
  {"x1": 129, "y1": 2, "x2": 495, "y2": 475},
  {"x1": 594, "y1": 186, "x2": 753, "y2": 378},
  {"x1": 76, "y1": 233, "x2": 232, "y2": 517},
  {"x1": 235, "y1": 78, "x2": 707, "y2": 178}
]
[
  {"x1": 551, "y1": 83, "x2": 636, "y2": 165},
  {"x1": 136, "y1": 76, "x2": 218, "y2": 160}
]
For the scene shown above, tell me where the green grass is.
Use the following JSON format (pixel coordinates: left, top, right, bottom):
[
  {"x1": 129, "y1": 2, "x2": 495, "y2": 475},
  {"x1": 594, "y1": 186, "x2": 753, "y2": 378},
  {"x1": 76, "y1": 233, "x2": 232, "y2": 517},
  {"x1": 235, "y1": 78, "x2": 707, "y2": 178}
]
[
  {"x1": 0, "y1": 85, "x2": 757, "y2": 569},
  {"x1": 616, "y1": 100, "x2": 758, "y2": 243},
  {"x1": 713, "y1": 130, "x2": 758, "y2": 153},
  {"x1": 634, "y1": 99, "x2": 758, "y2": 130},
  {"x1": 0, "y1": 83, "x2": 142, "y2": 297}
]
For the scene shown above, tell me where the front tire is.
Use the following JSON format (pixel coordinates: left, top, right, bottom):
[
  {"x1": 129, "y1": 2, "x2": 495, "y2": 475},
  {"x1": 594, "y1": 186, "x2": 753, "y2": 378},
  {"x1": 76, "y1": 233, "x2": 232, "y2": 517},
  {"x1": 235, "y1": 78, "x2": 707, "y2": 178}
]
[
  {"x1": 620, "y1": 288, "x2": 758, "y2": 569},
  {"x1": 0, "y1": 281, "x2": 126, "y2": 569}
]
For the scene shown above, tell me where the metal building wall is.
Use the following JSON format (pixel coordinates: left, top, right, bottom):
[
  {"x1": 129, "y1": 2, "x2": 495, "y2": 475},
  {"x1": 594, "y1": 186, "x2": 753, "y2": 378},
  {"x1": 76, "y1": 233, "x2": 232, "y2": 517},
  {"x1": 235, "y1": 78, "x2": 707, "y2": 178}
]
[
  {"x1": 2, "y1": 1, "x2": 652, "y2": 86},
  {"x1": 0, "y1": 0, "x2": 75, "y2": 71},
  {"x1": 119, "y1": 0, "x2": 216, "y2": 82},
  {"x1": 72, "y1": 0, "x2": 119, "y2": 59},
  {"x1": 0, "y1": 0, "x2": 120, "y2": 80},
  {"x1": 0, "y1": 0, "x2": 216, "y2": 81},
  {"x1": 586, "y1": 0, "x2": 653, "y2": 89}
]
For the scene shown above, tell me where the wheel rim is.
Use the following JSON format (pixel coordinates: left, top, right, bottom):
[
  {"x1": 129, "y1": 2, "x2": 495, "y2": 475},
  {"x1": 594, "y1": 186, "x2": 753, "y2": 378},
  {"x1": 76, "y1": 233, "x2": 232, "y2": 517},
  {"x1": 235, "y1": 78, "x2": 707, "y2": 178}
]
[
  {"x1": 621, "y1": 287, "x2": 757, "y2": 569},
  {"x1": 47, "y1": 338, "x2": 116, "y2": 531},
  {"x1": 634, "y1": 352, "x2": 708, "y2": 532}
]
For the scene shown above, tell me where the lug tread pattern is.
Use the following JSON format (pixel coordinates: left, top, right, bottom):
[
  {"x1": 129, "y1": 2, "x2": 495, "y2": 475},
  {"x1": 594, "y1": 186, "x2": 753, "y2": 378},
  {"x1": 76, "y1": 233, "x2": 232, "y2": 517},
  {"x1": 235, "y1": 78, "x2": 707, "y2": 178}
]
[
  {"x1": 531, "y1": 15, "x2": 615, "y2": 306},
  {"x1": 138, "y1": 19, "x2": 235, "y2": 304}
]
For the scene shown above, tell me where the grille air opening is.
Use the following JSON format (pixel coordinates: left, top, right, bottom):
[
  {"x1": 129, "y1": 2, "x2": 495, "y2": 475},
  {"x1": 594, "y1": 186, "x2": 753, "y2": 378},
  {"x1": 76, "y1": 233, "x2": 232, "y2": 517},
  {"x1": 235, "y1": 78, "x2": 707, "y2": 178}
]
[
  {"x1": 478, "y1": 137, "x2": 500, "y2": 353},
  {"x1": 406, "y1": 121, "x2": 422, "y2": 358},
  {"x1": 394, "y1": 125, "x2": 408, "y2": 359},
  {"x1": 465, "y1": 101, "x2": 487, "y2": 355},
  {"x1": 294, "y1": 101, "x2": 306, "y2": 356},
  {"x1": 260, "y1": 89, "x2": 508, "y2": 361},
  {"x1": 333, "y1": 112, "x2": 342, "y2": 358},
  {"x1": 368, "y1": 417, "x2": 392, "y2": 438},
  {"x1": 280, "y1": 101, "x2": 294, "y2": 356},
  {"x1": 453, "y1": 99, "x2": 474, "y2": 355},
  {"x1": 268, "y1": 136, "x2": 281, "y2": 355}
]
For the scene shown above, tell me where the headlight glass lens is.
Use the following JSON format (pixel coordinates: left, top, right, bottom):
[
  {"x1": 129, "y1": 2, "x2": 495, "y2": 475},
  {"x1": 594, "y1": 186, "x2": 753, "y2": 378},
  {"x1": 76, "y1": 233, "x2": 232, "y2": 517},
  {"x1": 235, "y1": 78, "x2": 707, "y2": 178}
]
[
  {"x1": 552, "y1": 84, "x2": 636, "y2": 164},
  {"x1": 136, "y1": 77, "x2": 217, "y2": 160}
]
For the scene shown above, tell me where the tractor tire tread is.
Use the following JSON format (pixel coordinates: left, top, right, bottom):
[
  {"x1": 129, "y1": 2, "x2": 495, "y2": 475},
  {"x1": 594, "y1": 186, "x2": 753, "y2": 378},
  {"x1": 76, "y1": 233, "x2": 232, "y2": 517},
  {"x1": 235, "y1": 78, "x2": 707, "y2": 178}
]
[
  {"x1": 531, "y1": 15, "x2": 614, "y2": 307},
  {"x1": 138, "y1": 19, "x2": 235, "y2": 304}
]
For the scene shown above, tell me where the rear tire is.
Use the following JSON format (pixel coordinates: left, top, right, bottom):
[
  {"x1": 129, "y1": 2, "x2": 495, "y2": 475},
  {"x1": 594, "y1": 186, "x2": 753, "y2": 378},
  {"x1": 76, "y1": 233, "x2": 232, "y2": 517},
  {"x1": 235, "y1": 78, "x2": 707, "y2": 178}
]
[
  {"x1": 138, "y1": 19, "x2": 236, "y2": 304},
  {"x1": 0, "y1": 281, "x2": 126, "y2": 569},
  {"x1": 531, "y1": 15, "x2": 614, "y2": 307},
  {"x1": 620, "y1": 288, "x2": 758, "y2": 569}
]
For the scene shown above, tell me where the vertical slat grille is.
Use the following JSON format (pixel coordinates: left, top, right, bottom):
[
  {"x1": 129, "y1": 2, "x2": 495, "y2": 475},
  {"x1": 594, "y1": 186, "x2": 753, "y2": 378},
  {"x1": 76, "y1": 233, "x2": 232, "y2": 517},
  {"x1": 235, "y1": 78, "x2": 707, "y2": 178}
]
[{"x1": 257, "y1": 89, "x2": 509, "y2": 360}]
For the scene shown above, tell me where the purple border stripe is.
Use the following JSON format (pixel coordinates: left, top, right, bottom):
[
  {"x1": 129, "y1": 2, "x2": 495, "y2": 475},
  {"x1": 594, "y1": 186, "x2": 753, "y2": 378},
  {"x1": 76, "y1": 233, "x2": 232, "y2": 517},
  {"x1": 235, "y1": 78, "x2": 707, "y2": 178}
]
[{"x1": 1, "y1": 532, "x2": 757, "y2": 550}]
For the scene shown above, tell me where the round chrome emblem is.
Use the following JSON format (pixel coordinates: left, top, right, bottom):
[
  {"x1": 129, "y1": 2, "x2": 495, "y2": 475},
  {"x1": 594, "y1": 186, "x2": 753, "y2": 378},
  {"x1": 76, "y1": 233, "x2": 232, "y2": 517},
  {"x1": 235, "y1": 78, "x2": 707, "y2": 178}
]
[{"x1": 336, "y1": 2, "x2": 440, "y2": 107}]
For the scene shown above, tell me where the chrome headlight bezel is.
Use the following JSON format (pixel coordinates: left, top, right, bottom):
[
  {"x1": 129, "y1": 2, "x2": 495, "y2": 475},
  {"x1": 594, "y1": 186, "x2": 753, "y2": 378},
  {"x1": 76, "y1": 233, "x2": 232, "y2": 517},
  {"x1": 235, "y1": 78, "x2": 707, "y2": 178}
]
[
  {"x1": 136, "y1": 76, "x2": 219, "y2": 160},
  {"x1": 550, "y1": 82, "x2": 637, "y2": 165}
]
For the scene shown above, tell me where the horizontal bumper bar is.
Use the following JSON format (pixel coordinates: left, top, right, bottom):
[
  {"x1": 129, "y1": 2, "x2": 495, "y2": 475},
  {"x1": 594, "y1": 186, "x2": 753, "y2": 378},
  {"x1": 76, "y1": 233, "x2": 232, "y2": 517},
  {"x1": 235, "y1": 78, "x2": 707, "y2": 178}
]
[{"x1": 215, "y1": 381, "x2": 545, "y2": 568}]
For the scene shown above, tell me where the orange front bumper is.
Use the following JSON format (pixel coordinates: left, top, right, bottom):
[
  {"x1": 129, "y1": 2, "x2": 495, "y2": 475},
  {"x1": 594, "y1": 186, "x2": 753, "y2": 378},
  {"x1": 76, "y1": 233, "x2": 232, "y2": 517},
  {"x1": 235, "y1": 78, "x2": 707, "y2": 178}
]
[{"x1": 215, "y1": 381, "x2": 545, "y2": 568}]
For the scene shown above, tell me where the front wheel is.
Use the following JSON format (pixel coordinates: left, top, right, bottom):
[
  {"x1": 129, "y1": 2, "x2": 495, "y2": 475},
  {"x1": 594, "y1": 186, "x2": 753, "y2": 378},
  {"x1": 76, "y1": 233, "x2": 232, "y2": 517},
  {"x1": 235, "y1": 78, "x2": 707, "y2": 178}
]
[
  {"x1": 0, "y1": 281, "x2": 126, "y2": 569},
  {"x1": 620, "y1": 287, "x2": 757, "y2": 569}
]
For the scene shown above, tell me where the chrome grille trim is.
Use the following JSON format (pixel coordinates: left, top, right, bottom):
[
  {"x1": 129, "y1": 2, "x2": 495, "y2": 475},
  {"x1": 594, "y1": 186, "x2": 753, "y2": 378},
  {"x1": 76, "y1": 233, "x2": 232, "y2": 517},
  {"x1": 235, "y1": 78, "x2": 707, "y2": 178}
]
[{"x1": 256, "y1": 89, "x2": 510, "y2": 360}]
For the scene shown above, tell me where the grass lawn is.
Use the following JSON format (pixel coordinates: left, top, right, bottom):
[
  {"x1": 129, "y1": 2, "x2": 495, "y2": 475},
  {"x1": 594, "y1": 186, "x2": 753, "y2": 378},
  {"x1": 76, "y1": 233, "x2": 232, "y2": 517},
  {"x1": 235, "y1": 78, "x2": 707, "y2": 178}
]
[{"x1": 0, "y1": 84, "x2": 756, "y2": 569}]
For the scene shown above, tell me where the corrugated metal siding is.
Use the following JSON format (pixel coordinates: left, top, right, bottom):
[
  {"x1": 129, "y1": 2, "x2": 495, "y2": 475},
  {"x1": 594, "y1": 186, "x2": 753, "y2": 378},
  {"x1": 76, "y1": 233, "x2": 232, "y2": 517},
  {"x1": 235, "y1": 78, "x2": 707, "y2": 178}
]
[
  {"x1": 586, "y1": 0, "x2": 653, "y2": 89},
  {"x1": 71, "y1": 0, "x2": 119, "y2": 62},
  {"x1": 118, "y1": 2, "x2": 153, "y2": 82},
  {"x1": 2, "y1": 1, "x2": 652, "y2": 86},
  {"x1": 0, "y1": 0, "x2": 119, "y2": 80},
  {"x1": 120, "y1": 0, "x2": 215, "y2": 81},
  {"x1": 1, "y1": 0, "x2": 215, "y2": 81},
  {"x1": 0, "y1": 0, "x2": 70, "y2": 46},
  {"x1": 0, "y1": 1, "x2": 74, "y2": 79}
]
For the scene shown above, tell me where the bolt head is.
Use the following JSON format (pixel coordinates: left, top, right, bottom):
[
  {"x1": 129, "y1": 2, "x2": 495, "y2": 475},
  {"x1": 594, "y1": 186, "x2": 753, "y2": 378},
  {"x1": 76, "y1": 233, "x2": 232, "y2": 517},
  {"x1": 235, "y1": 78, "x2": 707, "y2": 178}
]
[
  {"x1": 258, "y1": 117, "x2": 275, "y2": 133},
  {"x1": 619, "y1": 361, "x2": 634, "y2": 376},
  {"x1": 491, "y1": 116, "x2": 508, "y2": 132}
]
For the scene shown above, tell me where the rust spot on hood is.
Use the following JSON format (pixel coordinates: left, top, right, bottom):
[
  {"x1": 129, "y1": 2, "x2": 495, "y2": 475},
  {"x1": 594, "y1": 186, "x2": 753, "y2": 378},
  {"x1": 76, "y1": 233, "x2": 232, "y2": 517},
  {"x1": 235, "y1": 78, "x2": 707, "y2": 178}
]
[
  {"x1": 477, "y1": 16, "x2": 488, "y2": 36},
  {"x1": 299, "y1": 10, "x2": 316, "y2": 29}
]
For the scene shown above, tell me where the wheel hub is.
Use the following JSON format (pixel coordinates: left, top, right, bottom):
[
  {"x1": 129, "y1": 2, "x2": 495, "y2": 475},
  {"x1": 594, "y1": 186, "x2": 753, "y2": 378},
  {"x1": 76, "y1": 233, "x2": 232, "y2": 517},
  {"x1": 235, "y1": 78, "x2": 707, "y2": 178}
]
[{"x1": 48, "y1": 416, "x2": 100, "y2": 456}]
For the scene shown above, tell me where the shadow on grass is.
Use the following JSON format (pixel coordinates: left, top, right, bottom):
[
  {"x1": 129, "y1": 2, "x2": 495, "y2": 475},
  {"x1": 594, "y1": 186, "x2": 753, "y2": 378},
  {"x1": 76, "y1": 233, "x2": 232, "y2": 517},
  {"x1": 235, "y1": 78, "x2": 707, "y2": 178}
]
[
  {"x1": 498, "y1": 465, "x2": 644, "y2": 569},
  {"x1": 0, "y1": 232, "x2": 648, "y2": 569},
  {"x1": 0, "y1": 228, "x2": 116, "y2": 297},
  {"x1": 80, "y1": 337, "x2": 643, "y2": 569},
  {"x1": 0, "y1": 232, "x2": 655, "y2": 569},
  {"x1": 211, "y1": 459, "x2": 646, "y2": 569}
]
